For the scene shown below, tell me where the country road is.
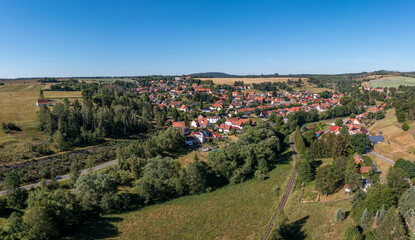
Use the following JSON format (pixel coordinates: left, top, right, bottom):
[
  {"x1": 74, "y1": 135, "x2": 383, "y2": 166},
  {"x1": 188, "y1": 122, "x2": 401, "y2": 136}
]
[
  {"x1": 262, "y1": 135, "x2": 299, "y2": 240},
  {"x1": 368, "y1": 151, "x2": 395, "y2": 165},
  {"x1": 0, "y1": 160, "x2": 118, "y2": 196}
]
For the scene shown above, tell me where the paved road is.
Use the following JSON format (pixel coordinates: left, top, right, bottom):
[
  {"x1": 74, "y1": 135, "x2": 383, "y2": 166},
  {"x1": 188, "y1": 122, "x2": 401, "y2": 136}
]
[
  {"x1": 0, "y1": 160, "x2": 118, "y2": 196},
  {"x1": 368, "y1": 151, "x2": 394, "y2": 165},
  {"x1": 262, "y1": 135, "x2": 299, "y2": 240}
]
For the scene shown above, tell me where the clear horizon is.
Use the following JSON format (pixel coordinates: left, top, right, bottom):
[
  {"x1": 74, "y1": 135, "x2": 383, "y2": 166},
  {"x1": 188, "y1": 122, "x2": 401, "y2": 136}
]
[{"x1": 1, "y1": 0, "x2": 414, "y2": 78}]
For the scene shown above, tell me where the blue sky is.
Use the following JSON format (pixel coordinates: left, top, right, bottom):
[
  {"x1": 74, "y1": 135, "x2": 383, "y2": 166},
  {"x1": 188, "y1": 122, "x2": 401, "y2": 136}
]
[{"x1": 0, "y1": 0, "x2": 414, "y2": 77}]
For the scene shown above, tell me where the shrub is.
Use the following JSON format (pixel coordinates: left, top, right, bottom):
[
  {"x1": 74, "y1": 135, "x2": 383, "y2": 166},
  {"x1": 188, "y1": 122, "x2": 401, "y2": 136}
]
[
  {"x1": 402, "y1": 122, "x2": 409, "y2": 131},
  {"x1": 1, "y1": 122, "x2": 21, "y2": 132},
  {"x1": 334, "y1": 208, "x2": 346, "y2": 222}
]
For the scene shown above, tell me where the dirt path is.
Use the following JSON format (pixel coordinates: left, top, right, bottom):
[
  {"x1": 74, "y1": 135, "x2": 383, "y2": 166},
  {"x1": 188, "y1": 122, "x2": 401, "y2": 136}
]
[{"x1": 262, "y1": 135, "x2": 299, "y2": 240}]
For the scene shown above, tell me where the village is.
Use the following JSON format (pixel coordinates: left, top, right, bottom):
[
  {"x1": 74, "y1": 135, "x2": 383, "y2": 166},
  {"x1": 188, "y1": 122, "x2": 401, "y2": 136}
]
[{"x1": 133, "y1": 76, "x2": 387, "y2": 147}]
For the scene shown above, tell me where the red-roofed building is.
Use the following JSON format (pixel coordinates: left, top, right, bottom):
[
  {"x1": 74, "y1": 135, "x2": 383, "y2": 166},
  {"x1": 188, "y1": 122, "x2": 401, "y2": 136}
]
[
  {"x1": 330, "y1": 125, "x2": 341, "y2": 135},
  {"x1": 354, "y1": 154, "x2": 364, "y2": 165},
  {"x1": 359, "y1": 167, "x2": 372, "y2": 174},
  {"x1": 36, "y1": 99, "x2": 51, "y2": 107}
]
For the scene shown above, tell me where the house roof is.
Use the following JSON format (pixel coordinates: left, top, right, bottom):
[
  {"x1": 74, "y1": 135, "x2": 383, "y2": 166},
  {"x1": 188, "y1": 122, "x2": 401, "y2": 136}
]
[
  {"x1": 360, "y1": 167, "x2": 372, "y2": 174},
  {"x1": 36, "y1": 99, "x2": 51, "y2": 104},
  {"x1": 172, "y1": 121, "x2": 186, "y2": 128},
  {"x1": 369, "y1": 135, "x2": 384, "y2": 144}
]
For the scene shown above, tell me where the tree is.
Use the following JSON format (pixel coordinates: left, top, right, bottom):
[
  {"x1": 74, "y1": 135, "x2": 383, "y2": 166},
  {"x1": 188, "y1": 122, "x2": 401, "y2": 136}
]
[
  {"x1": 136, "y1": 156, "x2": 184, "y2": 204},
  {"x1": 398, "y1": 188, "x2": 415, "y2": 231},
  {"x1": 397, "y1": 112, "x2": 406, "y2": 123},
  {"x1": 39, "y1": 89, "x2": 44, "y2": 100},
  {"x1": 186, "y1": 159, "x2": 208, "y2": 194},
  {"x1": 2, "y1": 212, "x2": 26, "y2": 239},
  {"x1": 294, "y1": 126, "x2": 306, "y2": 154},
  {"x1": 297, "y1": 160, "x2": 314, "y2": 183},
  {"x1": 315, "y1": 164, "x2": 342, "y2": 195},
  {"x1": 5, "y1": 171, "x2": 26, "y2": 209},
  {"x1": 69, "y1": 162, "x2": 80, "y2": 186},
  {"x1": 360, "y1": 208, "x2": 371, "y2": 231},
  {"x1": 349, "y1": 133, "x2": 370, "y2": 154},
  {"x1": 375, "y1": 206, "x2": 408, "y2": 240},
  {"x1": 23, "y1": 206, "x2": 58, "y2": 240},
  {"x1": 27, "y1": 188, "x2": 79, "y2": 235},
  {"x1": 335, "y1": 118, "x2": 343, "y2": 126},
  {"x1": 345, "y1": 172, "x2": 362, "y2": 192},
  {"x1": 334, "y1": 208, "x2": 346, "y2": 222},
  {"x1": 402, "y1": 122, "x2": 409, "y2": 131},
  {"x1": 394, "y1": 158, "x2": 415, "y2": 179},
  {"x1": 74, "y1": 172, "x2": 117, "y2": 210},
  {"x1": 387, "y1": 167, "x2": 410, "y2": 195}
]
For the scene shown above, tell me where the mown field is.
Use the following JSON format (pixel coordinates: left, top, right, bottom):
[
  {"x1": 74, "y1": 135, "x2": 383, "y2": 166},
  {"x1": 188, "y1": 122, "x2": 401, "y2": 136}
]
[
  {"x1": 0, "y1": 83, "x2": 82, "y2": 164},
  {"x1": 369, "y1": 109, "x2": 415, "y2": 161},
  {"x1": 71, "y1": 151, "x2": 294, "y2": 240},
  {"x1": 369, "y1": 76, "x2": 415, "y2": 88},
  {"x1": 284, "y1": 189, "x2": 353, "y2": 240}
]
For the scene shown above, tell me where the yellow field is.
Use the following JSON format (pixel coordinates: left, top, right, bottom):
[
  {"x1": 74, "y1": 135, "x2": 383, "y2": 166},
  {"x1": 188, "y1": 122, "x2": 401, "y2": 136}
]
[
  {"x1": 369, "y1": 109, "x2": 415, "y2": 161},
  {"x1": 0, "y1": 83, "x2": 81, "y2": 124},
  {"x1": 0, "y1": 83, "x2": 82, "y2": 163},
  {"x1": 197, "y1": 77, "x2": 303, "y2": 85}
]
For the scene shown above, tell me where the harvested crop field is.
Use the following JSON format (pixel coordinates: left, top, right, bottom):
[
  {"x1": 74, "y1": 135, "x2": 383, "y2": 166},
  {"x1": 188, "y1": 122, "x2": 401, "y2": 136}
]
[
  {"x1": 0, "y1": 83, "x2": 81, "y2": 124},
  {"x1": 369, "y1": 76, "x2": 415, "y2": 88},
  {"x1": 0, "y1": 83, "x2": 82, "y2": 164},
  {"x1": 197, "y1": 77, "x2": 303, "y2": 85},
  {"x1": 369, "y1": 109, "x2": 415, "y2": 161}
]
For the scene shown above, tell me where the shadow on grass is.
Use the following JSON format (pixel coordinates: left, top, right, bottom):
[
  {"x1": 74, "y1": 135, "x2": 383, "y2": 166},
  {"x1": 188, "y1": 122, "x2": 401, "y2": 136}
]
[
  {"x1": 69, "y1": 215, "x2": 122, "y2": 240},
  {"x1": 285, "y1": 216, "x2": 309, "y2": 240}
]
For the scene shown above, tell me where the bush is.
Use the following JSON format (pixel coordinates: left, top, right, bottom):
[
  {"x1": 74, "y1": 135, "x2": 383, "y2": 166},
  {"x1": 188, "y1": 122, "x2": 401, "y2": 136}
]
[
  {"x1": 1, "y1": 122, "x2": 21, "y2": 132},
  {"x1": 402, "y1": 122, "x2": 409, "y2": 131},
  {"x1": 334, "y1": 208, "x2": 346, "y2": 222}
]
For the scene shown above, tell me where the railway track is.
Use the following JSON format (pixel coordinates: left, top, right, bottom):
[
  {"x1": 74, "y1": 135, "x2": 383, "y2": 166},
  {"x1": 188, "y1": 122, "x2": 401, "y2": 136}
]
[{"x1": 262, "y1": 135, "x2": 299, "y2": 240}]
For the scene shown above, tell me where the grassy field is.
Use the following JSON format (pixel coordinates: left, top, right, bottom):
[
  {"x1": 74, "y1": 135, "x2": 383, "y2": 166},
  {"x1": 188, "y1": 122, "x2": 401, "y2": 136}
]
[
  {"x1": 284, "y1": 189, "x2": 353, "y2": 240},
  {"x1": 294, "y1": 80, "x2": 333, "y2": 93},
  {"x1": 71, "y1": 151, "x2": 294, "y2": 240},
  {"x1": 0, "y1": 83, "x2": 82, "y2": 164},
  {"x1": 369, "y1": 76, "x2": 415, "y2": 88},
  {"x1": 197, "y1": 77, "x2": 303, "y2": 85},
  {"x1": 369, "y1": 109, "x2": 415, "y2": 161}
]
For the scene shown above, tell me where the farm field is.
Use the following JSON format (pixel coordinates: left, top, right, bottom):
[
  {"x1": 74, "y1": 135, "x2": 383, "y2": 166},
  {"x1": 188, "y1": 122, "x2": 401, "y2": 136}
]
[
  {"x1": 70, "y1": 150, "x2": 294, "y2": 240},
  {"x1": 78, "y1": 77, "x2": 136, "y2": 83},
  {"x1": 369, "y1": 109, "x2": 415, "y2": 161},
  {"x1": 197, "y1": 77, "x2": 303, "y2": 85},
  {"x1": 369, "y1": 76, "x2": 415, "y2": 88},
  {"x1": 0, "y1": 83, "x2": 82, "y2": 164}
]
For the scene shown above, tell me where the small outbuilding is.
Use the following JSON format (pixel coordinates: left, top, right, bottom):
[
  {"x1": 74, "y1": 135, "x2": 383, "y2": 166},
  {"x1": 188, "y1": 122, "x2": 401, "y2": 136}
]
[{"x1": 36, "y1": 99, "x2": 51, "y2": 107}]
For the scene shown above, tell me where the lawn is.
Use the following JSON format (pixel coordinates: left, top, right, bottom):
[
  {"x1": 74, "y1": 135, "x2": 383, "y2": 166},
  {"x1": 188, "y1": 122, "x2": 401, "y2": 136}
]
[
  {"x1": 369, "y1": 109, "x2": 415, "y2": 161},
  {"x1": 70, "y1": 151, "x2": 294, "y2": 240},
  {"x1": 369, "y1": 76, "x2": 415, "y2": 88},
  {"x1": 0, "y1": 83, "x2": 82, "y2": 164}
]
